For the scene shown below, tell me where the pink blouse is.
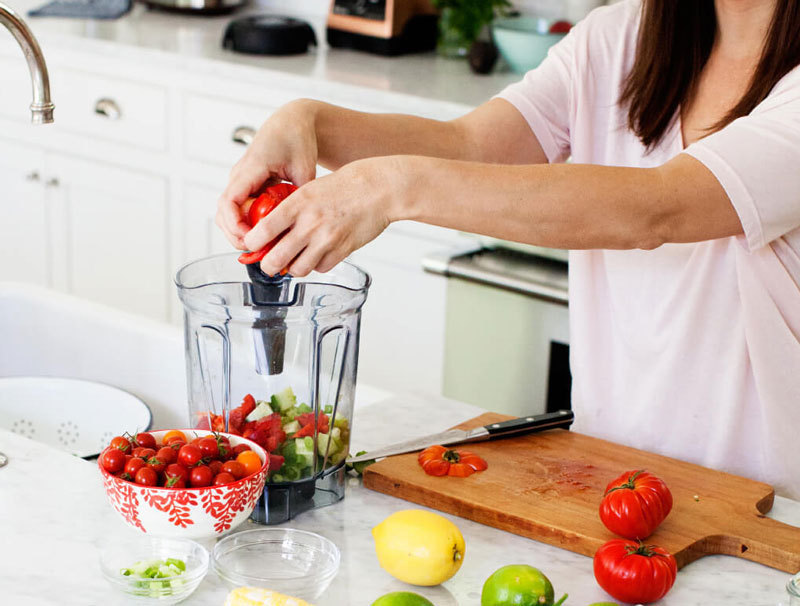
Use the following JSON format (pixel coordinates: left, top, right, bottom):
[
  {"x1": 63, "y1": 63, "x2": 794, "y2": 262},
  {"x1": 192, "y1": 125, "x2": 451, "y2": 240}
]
[{"x1": 497, "y1": 0, "x2": 800, "y2": 497}]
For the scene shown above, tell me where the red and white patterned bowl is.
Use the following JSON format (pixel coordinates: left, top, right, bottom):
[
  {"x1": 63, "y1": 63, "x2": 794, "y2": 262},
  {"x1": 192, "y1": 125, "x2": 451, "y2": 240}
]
[{"x1": 99, "y1": 429, "x2": 268, "y2": 540}]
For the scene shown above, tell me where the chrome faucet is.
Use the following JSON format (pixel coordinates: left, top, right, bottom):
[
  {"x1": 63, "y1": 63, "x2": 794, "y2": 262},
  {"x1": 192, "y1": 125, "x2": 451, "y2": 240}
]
[{"x1": 0, "y1": 1, "x2": 54, "y2": 124}]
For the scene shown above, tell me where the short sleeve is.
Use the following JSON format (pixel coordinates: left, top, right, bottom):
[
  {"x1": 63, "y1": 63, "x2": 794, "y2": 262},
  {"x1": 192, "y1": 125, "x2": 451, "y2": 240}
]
[
  {"x1": 494, "y1": 28, "x2": 580, "y2": 163},
  {"x1": 683, "y1": 68, "x2": 800, "y2": 251}
]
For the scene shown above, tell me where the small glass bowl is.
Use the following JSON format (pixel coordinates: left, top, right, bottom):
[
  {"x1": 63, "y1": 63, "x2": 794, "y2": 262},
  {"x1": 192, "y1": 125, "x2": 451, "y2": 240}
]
[
  {"x1": 212, "y1": 528, "x2": 340, "y2": 601},
  {"x1": 786, "y1": 573, "x2": 800, "y2": 605},
  {"x1": 100, "y1": 536, "x2": 209, "y2": 605}
]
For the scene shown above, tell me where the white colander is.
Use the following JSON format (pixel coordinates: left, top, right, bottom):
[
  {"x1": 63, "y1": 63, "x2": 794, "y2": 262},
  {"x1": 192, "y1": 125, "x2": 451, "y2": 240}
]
[{"x1": 0, "y1": 377, "x2": 152, "y2": 458}]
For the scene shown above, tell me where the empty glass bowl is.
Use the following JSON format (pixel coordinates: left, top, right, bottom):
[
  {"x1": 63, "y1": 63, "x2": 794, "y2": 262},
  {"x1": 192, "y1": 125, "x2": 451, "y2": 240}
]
[
  {"x1": 100, "y1": 536, "x2": 209, "y2": 604},
  {"x1": 787, "y1": 573, "x2": 800, "y2": 605},
  {"x1": 212, "y1": 528, "x2": 340, "y2": 601}
]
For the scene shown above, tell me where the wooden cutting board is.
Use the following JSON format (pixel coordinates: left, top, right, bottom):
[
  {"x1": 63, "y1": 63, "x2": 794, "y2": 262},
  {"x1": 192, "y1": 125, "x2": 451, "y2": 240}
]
[{"x1": 363, "y1": 412, "x2": 800, "y2": 572}]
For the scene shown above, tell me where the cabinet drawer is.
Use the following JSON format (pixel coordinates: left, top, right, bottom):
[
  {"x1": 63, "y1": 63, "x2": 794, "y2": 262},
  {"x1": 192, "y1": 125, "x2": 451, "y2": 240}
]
[
  {"x1": 0, "y1": 53, "x2": 37, "y2": 123},
  {"x1": 51, "y1": 69, "x2": 168, "y2": 151},
  {"x1": 183, "y1": 94, "x2": 275, "y2": 167}
]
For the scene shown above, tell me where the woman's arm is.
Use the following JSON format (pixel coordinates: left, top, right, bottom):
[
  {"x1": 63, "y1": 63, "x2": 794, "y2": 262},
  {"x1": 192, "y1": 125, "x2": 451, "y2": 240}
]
[
  {"x1": 245, "y1": 152, "x2": 743, "y2": 277},
  {"x1": 217, "y1": 98, "x2": 546, "y2": 247},
  {"x1": 312, "y1": 98, "x2": 548, "y2": 169}
]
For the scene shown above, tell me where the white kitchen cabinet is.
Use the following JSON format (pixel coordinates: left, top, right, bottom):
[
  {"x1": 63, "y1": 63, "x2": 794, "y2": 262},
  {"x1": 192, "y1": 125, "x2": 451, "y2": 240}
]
[
  {"x1": 0, "y1": 141, "x2": 49, "y2": 286},
  {"x1": 45, "y1": 153, "x2": 170, "y2": 320}
]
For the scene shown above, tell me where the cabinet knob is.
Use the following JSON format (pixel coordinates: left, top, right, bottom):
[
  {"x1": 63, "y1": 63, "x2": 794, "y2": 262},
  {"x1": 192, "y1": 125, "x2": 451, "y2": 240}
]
[
  {"x1": 232, "y1": 126, "x2": 256, "y2": 146},
  {"x1": 95, "y1": 98, "x2": 122, "y2": 120},
  {"x1": 45, "y1": 177, "x2": 59, "y2": 188},
  {"x1": 25, "y1": 171, "x2": 40, "y2": 182}
]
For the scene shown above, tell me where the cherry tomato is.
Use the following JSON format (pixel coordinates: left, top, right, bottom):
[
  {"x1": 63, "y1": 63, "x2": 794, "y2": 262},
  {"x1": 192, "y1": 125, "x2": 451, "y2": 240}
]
[
  {"x1": 189, "y1": 465, "x2": 214, "y2": 488},
  {"x1": 232, "y1": 444, "x2": 251, "y2": 457},
  {"x1": 164, "y1": 476, "x2": 186, "y2": 489},
  {"x1": 100, "y1": 448, "x2": 127, "y2": 473},
  {"x1": 162, "y1": 430, "x2": 187, "y2": 444},
  {"x1": 198, "y1": 437, "x2": 219, "y2": 460},
  {"x1": 164, "y1": 435, "x2": 186, "y2": 448},
  {"x1": 593, "y1": 539, "x2": 677, "y2": 603},
  {"x1": 164, "y1": 463, "x2": 190, "y2": 484},
  {"x1": 134, "y1": 432, "x2": 156, "y2": 449},
  {"x1": 132, "y1": 447, "x2": 156, "y2": 460},
  {"x1": 124, "y1": 457, "x2": 147, "y2": 477},
  {"x1": 599, "y1": 470, "x2": 673, "y2": 540},
  {"x1": 134, "y1": 467, "x2": 158, "y2": 486},
  {"x1": 208, "y1": 460, "x2": 224, "y2": 475},
  {"x1": 222, "y1": 460, "x2": 246, "y2": 480},
  {"x1": 213, "y1": 472, "x2": 236, "y2": 486},
  {"x1": 178, "y1": 444, "x2": 203, "y2": 468},
  {"x1": 109, "y1": 436, "x2": 131, "y2": 453},
  {"x1": 156, "y1": 446, "x2": 177, "y2": 465},
  {"x1": 236, "y1": 450, "x2": 262, "y2": 476},
  {"x1": 146, "y1": 457, "x2": 166, "y2": 474}
]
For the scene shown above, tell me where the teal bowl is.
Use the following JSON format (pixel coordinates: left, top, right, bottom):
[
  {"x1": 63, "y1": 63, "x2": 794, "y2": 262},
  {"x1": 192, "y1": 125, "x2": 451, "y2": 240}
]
[{"x1": 492, "y1": 17, "x2": 567, "y2": 74}]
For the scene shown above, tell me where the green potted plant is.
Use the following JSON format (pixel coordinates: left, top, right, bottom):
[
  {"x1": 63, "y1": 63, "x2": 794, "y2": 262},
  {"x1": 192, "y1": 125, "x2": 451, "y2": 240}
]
[{"x1": 432, "y1": 0, "x2": 512, "y2": 58}]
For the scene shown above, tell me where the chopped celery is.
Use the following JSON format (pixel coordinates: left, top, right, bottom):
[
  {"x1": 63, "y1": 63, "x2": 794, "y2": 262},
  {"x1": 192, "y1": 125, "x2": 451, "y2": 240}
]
[{"x1": 270, "y1": 387, "x2": 298, "y2": 412}]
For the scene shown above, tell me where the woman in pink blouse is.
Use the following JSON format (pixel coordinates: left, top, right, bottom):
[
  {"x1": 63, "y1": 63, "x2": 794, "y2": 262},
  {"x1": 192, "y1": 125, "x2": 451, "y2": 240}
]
[{"x1": 217, "y1": 1, "x2": 800, "y2": 497}]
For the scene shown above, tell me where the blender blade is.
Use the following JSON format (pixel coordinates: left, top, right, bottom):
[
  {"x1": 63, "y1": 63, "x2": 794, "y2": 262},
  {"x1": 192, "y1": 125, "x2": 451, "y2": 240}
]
[{"x1": 246, "y1": 263, "x2": 289, "y2": 376}]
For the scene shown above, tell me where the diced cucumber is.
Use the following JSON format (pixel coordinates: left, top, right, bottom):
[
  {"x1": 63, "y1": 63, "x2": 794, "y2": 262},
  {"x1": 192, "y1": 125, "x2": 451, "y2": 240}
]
[
  {"x1": 323, "y1": 404, "x2": 333, "y2": 414},
  {"x1": 282, "y1": 420, "x2": 301, "y2": 436},
  {"x1": 270, "y1": 387, "x2": 297, "y2": 412},
  {"x1": 246, "y1": 401, "x2": 273, "y2": 422},
  {"x1": 331, "y1": 427, "x2": 341, "y2": 440},
  {"x1": 316, "y1": 433, "x2": 343, "y2": 457},
  {"x1": 294, "y1": 438, "x2": 316, "y2": 468},
  {"x1": 333, "y1": 416, "x2": 349, "y2": 430}
]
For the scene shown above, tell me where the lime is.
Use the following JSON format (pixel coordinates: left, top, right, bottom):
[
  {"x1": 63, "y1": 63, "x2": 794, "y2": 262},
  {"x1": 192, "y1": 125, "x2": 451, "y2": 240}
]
[
  {"x1": 371, "y1": 591, "x2": 435, "y2": 606},
  {"x1": 481, "y1": 565, "x2": 567, "y2": 606}
]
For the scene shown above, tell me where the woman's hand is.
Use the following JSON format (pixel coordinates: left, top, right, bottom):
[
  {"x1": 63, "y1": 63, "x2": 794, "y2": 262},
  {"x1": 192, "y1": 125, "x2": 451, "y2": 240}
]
[
  {"x1": 216, "y1": 100, "x2": 319, "y2": 249},
  {"x1": 243, "y1": 156, "x2": 402, "y2": 277}
]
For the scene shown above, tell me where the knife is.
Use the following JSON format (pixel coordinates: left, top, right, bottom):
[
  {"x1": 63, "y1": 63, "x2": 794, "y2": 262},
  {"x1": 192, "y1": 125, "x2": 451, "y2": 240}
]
[{"x1": 346, "y1": 409, "x2": 574, "y2": 464}]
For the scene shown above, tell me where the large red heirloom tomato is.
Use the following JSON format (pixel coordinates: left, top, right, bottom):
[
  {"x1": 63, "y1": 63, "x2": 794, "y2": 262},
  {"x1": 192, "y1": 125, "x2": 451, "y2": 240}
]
[
  {"x1": 593, "y1": 539, "x2": 677, "y2": 604},
  {"x1": 599, "y1": 469, "x2": 673, "y2": 539}
]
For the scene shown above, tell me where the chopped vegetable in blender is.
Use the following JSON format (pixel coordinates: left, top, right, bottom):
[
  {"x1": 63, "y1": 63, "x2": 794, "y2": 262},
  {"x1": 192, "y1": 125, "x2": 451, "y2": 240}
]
[{"x1": 195, "y1": 388, "x2": 350, "y2": 482}]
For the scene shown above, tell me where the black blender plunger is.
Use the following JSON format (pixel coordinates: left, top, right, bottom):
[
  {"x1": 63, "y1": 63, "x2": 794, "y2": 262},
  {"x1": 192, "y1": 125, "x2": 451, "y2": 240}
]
[{"x1": 246, "y1": 263, "x2": 290, "y2": 376}]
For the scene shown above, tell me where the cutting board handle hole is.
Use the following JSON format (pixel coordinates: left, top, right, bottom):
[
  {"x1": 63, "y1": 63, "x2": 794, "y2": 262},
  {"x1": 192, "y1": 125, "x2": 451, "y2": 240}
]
[{"x1": 741, "y1": 544, "x2": 749, "y2": 553}]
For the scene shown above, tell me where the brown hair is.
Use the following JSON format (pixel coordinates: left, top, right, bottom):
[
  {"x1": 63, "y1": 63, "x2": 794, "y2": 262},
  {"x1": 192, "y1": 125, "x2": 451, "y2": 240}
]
[{"x1": 620, "y1": 0, "x2": 800, "y2": 149}]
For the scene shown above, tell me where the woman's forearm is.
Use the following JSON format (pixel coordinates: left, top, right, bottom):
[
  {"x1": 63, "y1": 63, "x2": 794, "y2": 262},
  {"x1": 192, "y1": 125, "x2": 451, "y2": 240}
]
[{"x1": 394, "y1": 154, "x2": 743, "y2": 249}]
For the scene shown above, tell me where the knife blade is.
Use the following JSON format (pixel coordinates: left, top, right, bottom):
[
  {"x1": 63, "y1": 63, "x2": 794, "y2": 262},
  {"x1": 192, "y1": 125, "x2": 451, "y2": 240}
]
[{"x1": 346, "y1": 409, "x2": 574, "y2": 464}]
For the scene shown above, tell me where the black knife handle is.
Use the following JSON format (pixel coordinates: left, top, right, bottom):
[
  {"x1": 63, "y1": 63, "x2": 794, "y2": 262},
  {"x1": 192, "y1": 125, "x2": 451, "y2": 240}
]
[{"x1": 484, "y1": 410, "x2": 574, "y2": 439}]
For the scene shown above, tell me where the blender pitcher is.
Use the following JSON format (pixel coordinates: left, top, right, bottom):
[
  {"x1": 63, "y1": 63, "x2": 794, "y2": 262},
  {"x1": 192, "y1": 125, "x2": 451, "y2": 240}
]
[{"x1": 175, "y1": 253, "x2": 370, "y2": 524}]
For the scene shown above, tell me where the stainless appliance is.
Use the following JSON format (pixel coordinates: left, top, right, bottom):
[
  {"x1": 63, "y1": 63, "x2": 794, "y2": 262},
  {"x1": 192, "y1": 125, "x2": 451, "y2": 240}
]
[
  {"x1": 424, "y1": 246, "x2": 570, "y2": 418},
  {"x1": 326, "y1": 0, "x2": 438, "y2": 56}
]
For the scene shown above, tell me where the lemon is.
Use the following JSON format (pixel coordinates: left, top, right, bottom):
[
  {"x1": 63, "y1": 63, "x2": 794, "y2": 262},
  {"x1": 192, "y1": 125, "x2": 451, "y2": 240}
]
[
  {"x1": 224, "y1": 587, "x2": 313, "y2": 606},
  {"x1": 372, "y1": 509, "x2": 465, "y2": 586},
  {"x1": 371, "y1": 591, "x2": 435, "y2": 606}
]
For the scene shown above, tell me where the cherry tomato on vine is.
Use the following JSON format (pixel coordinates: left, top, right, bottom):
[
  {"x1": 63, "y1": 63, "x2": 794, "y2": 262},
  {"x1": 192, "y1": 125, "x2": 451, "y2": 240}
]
[
  {"x1": 132, "y1": 447, "x2": 156, "y2": 460},
  {"x1": 189, "y1": 465, "x2": 214, "y2": 488},
  {"x1": 593, "y1": 539, "x2": 677, "y2": 604},
  {"x1": 156, "y1": 446, "x2": 177, "y2": 465},
  {"x1": 134, "y1": 432, "x2": 157, "y2": 449},
  {"x1": 134, "y1": 467, "x2": 158, "y2": 487},
  {"x1": 162, "y1": 430, "x2": 187, "y2": 444},
  {"x1": 164, "y1": 463, "x2": 190, "y2": 484},
  {"x1": 101, "y1": 448, "x2": 127, "y2": 473},
  {"x1": 197, "y1": 437, "x2": 219, "y2": 460},
  {"x1": 222, "y1": 461, "x2": 246, "y2": 480},
  {"x1": 178, "y1": 444, "x2": 203, "y2": 468},
  {"x1": 109, "y1": 436, "x2": 131, "y2": 453},
  {"x1": 209, "y1": 460, "x2": 224, "y2": 475},
  {"x1": 146, "y1": 457, "x2": 166, "y2": 475},
  {"x1": 232, "y1": 444, "x2": 251, "y2": 457},
  {"x1": 213, "y1": 472, "x2": 236, "y2": 486},
  {"x1": 124, "y1": 457, "x2": 146, "y2": 477}
]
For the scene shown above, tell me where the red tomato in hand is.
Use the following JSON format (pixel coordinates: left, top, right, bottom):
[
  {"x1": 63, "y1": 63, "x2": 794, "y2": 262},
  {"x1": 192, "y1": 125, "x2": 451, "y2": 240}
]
[
  {"x1": 178, "y1": 444, "x2": 203, "y2": 468},
  {"x1": 101, "y1": 448, "x2": 127, "y2": 473},
  {"x1": 593, "y1": 539, "x2": 677, "y2": 604},
  {"x1": 599, "y1": 470, "x2": 673, "y2": 539},
  {"x1": 238, "y1": 182, "x2": 298, "y2": 266},
  {"x1": 134, "y1": 467, "x2": 158, "y2": 486}
]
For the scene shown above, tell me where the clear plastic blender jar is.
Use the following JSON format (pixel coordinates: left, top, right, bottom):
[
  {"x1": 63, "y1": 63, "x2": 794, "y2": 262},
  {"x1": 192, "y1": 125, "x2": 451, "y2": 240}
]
[{"x1": 175, "y1": 253, "x2": 370, "y2": 524}]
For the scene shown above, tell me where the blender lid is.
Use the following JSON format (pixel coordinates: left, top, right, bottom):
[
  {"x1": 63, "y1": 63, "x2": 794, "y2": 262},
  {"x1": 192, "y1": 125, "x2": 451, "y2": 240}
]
[{"x1": 222, "y1": 15, "x2": 317, "y2": 55}]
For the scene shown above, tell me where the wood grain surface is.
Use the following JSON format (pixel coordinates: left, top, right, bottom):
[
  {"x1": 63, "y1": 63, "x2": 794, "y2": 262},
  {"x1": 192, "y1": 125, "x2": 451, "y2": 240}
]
[{"x1": 363, "y1": 412, "x2": 800, "y2": 572}]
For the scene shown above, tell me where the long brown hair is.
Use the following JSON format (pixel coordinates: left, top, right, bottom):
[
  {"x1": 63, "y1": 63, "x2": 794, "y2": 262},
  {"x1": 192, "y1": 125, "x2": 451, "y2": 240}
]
[{"x1": 620, "y1": 0, "x2": 800, "y2": 149}]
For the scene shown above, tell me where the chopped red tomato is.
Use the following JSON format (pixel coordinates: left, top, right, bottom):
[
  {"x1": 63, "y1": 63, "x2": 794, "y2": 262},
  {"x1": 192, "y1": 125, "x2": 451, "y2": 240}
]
[{"x1": 418, "y1": 445, "x2": 488, "y2": 478}]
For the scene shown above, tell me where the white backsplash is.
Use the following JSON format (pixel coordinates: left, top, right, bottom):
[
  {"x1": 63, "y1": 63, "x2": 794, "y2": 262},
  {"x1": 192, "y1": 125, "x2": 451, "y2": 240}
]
[{"x1": 255, "y1": 0, "x2": 609, "y2": 24}]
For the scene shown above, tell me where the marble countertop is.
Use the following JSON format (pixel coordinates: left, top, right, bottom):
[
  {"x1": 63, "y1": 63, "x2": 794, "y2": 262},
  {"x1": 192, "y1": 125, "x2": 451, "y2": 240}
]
[
  {"x1": 7, "y1": 0, "x2": 519, "y2": 111},
  {"x1": 0, "y1": 392, "x2": 797, "y2": 606}
]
